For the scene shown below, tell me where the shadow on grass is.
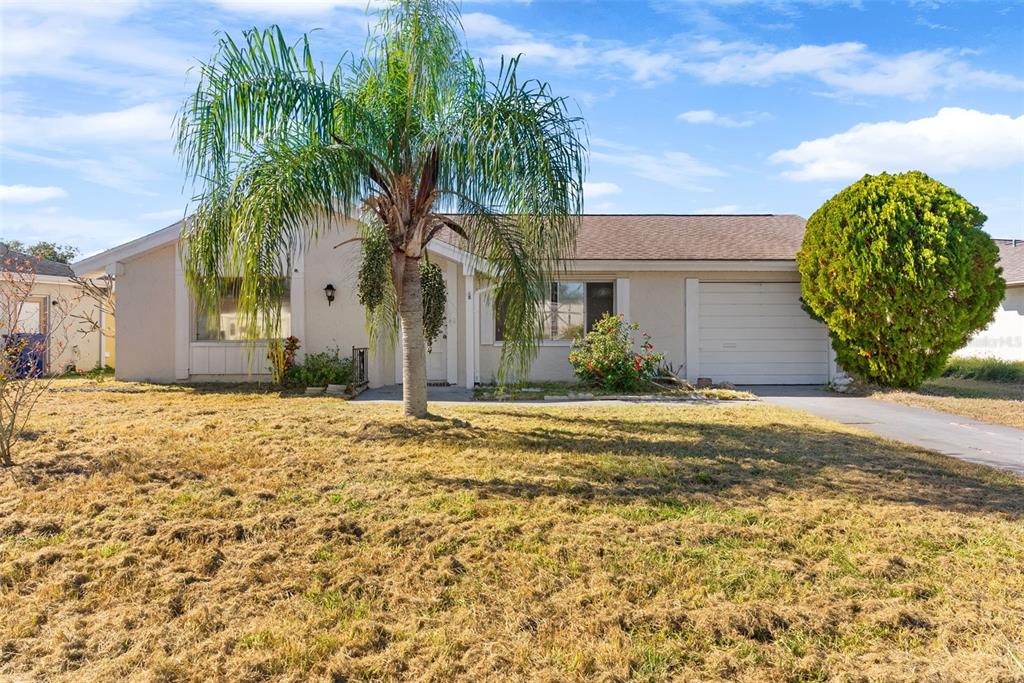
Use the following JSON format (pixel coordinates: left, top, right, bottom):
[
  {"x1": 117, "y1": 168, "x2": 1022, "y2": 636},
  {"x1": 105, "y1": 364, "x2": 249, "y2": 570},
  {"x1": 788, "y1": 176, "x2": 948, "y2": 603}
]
[{"x1": 379, "y1": 409, "x2": 1024, "y2": 519}]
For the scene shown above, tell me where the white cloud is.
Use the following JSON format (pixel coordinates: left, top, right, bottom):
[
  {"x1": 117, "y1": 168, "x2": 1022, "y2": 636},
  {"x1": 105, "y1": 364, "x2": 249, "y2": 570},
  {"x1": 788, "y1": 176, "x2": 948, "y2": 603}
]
[
  {"x1": 467, "y1": 15, "x2": 676, "y2": 85},
  {"x1": 0, "y1": 185, "x2": 68, "y2": 203},
  {"x1": 678, "y1": 109, "x2": 762, "y2": 128},
  {"x1": 209, "y1": 0, "x2": 383, "y2": 15},
  {"x1": 582, "y1": 181, "x2": 621, "y2": 198},
  {"x1": 683, "y1": 41, "x2": 1024, "y2": 99},
  {"x1": 0, "y1": 207, "x2": 149, "y2": 255},
  {"x1": 461, "y1": 12, "x2": 530, "y2": 40},
  {"x1": 0, "y1": 103, "x2": 176, "y2": 148},
  {"x1": 770, "y1": 108, "x2": 1024, "y2": 181},
  {"x1": 591, "y1": 141, "x2": 723, "y2": 191},
  {"x1": 0, "y1": 1, "x2": 144, "y2": 19},
  {"x1": 694, "y1": 204, "x2": 740, "y2": 213},
  {"x1": 5, "y1": 150, "x2": 162, "y2": 196},
  {"x1": 601, "y1": 47, "x2": 678, "y2": 84},
  {"x1": 140, "y1": 208, "x2": 187, "y2": 223},
  {"x1": 0, "y1": 3, "x2": 196, "y2": 95},
  {"x1": 488, "y1": 39, "x2": 591, "y2": 70}
]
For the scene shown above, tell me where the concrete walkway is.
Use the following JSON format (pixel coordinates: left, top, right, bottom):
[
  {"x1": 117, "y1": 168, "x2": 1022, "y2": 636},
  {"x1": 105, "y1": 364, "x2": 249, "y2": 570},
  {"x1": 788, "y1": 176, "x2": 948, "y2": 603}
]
[
  {"x1": 744, "y1": 385, "x2": 1024, "y2": 476},
  {"x1": 355, "y1": 385, "x2": 475, "y2": 402}
]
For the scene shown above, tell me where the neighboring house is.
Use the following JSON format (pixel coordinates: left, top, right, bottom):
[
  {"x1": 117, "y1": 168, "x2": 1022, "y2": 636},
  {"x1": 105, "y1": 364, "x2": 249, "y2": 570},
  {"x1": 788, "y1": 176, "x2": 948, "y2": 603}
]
[
  {"x1": 0, "y1": 245, "x2": 115, "y2": 373},
  {"x1": 954, "y1": 238, "x2": 1024, "y2": 361},
  {"x1": 74, "y1": 214, "x2": 847, "y2": 387}
]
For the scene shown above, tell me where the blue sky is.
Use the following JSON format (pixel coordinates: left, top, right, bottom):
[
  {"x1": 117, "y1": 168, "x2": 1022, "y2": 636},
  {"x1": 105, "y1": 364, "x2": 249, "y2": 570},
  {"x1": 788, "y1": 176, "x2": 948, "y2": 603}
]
[{"x1": 1, "y1": 0, "x2": 1022, "y2": 257}]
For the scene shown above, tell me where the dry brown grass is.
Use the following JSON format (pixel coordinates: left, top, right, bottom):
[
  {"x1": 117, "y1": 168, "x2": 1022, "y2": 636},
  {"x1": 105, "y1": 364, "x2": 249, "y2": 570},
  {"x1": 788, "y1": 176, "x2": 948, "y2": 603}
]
[
  {"x1": 871, "y1": 377, "x2": 1024, "y2": 429},
  {"x1": 2, "y1": 379, "x2": 1023, "y2": 682}
]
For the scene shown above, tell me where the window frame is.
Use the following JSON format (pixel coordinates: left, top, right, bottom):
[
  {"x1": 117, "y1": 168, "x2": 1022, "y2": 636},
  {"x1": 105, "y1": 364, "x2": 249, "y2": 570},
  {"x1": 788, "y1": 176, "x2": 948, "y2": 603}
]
[
  {"x1": 192, "y1": 276, "x2": 293, "y2": 343},
  {"x1": 493, "y1": 279, "x2": 615, "y2": 347}
]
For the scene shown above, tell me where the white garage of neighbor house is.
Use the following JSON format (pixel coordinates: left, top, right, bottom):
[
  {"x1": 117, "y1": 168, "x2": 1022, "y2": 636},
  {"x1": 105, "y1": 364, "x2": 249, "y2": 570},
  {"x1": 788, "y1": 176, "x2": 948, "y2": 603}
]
[
  {"x1": 954, "y1": 238, "x2": 1024, "y2": 362},
  {"x1": 73, "y1": 214, "x2": 847, "y2": 388}
]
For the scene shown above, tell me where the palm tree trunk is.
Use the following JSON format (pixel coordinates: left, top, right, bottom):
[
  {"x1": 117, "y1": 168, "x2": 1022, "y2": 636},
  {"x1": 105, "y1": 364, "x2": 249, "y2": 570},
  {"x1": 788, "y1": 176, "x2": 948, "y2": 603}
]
[{"x1": 398, "y1": 255, "x2": 429, "y2": 418}]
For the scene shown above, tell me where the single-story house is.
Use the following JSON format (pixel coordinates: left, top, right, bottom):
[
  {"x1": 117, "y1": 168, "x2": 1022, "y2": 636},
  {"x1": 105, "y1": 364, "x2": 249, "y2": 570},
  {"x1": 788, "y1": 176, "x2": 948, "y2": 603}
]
[
  {"x1": 1, "y1": 245, "x2": 115, "y2": 373},
  {"x1": 954, "y1": 238, "x2": 1024, "y2": 361},
  {"x1": 74, "y1": 214, "x2": 853, "y2": 387}
]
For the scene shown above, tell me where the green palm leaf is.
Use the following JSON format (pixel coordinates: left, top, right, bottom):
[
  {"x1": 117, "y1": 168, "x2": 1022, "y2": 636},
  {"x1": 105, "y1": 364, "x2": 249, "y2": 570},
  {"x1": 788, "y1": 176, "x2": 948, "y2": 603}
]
[{"x1": 177, "y1": 0, "x2": 586, "y2": 416}]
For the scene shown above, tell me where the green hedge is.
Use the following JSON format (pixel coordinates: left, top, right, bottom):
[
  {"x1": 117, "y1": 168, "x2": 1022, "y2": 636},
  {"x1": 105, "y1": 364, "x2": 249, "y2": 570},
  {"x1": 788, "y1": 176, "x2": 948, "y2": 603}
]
[{"x1": 941, "y1": 357, "x2": 1024, "y2": 383}]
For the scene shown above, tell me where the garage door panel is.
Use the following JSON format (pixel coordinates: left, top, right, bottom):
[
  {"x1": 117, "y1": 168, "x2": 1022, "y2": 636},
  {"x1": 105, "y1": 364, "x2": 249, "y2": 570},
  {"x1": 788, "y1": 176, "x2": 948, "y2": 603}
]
[
  {"x1": 699, "y1": 282, "x2": 802, "y2": 294},
  {"x1": 702, "y1": 362, "x2": 828, "y2": 375},
  {"x1": 700, "y1": 304, "x2": 820, "y2": 319},
  {"x1": 706, "y1": 373, "x2": 830, "y2": 384},
  {"x1": 700, "y1": 349, "x2": 829, "y2": 363},
  {"x1": 697, "y1": 281, "x2": 828, "y2": 385},
  {"x1": 700, "y1": 329, "x2": 826, "y2": 344},
  {"x1": 700, "y1": 317, "x2": 822, "y2": 331},
  {"x1": 700, "y1": 292, "x2": 806, "y2": 306}
]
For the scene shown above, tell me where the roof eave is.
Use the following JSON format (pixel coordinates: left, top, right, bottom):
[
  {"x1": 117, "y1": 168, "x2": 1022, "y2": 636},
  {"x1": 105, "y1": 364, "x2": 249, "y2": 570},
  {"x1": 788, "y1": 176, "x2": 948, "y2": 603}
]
[{"x1": 73, "y1": 221, "x2": 183, "y2": 277}]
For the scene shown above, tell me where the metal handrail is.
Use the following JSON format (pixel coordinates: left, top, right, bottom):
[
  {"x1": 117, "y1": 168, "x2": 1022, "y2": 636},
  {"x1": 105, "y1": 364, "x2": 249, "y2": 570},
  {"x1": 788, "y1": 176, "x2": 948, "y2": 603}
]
[{"x1": 351, "y1": 346, "x2": 369, "y2": 389}]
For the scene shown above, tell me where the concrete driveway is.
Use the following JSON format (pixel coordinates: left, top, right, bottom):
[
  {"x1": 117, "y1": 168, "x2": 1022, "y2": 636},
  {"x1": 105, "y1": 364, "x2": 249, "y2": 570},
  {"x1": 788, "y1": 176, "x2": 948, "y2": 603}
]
[{"x1": 745, "y1": 385, "x2": 1024, "y2": 476}]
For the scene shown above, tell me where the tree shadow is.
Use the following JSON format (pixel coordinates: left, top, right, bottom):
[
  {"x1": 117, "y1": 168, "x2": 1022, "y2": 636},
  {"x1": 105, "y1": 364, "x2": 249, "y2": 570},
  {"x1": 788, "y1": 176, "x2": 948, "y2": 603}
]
[{"x1": 393, "y1": 408, "x2": 1024, "y2": 519}]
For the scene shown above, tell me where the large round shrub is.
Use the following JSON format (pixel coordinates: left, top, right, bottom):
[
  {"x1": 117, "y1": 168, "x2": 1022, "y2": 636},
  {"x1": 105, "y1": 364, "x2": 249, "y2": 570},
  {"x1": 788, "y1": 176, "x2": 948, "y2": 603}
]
[{"x1": 798, "y1": 171, "x2": 1004, "y2": 388}]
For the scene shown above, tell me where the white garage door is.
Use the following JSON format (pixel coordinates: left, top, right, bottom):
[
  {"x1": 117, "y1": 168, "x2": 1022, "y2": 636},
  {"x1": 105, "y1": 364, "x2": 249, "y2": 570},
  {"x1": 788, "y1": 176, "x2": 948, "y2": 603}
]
[{"x1": 698, "y1": 282, "x2": 829, "y2": 385}]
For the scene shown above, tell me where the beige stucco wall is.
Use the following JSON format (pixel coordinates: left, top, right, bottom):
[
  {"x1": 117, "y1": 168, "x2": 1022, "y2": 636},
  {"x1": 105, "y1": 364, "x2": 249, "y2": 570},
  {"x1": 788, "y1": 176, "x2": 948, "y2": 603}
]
[
  {"x1": 105, "y1": 218, "x2": 816, "y2": 388},
  {"x1": 299, "y1": 217, "x2": 461, "y2": 387},
  {"x1": 301, "y1": 220, "x2": 376, "y2": 374},
  {"x1": 19, "y1": 280, "x2": 106, "y2": 372},
  {"x1": 102, "y1": 293, "x2": 116, "y2": 367},
  {"x1": 476, "y1": 268, "x2": 800, "y2": 385},
  {"x1": 116, "y1": 244, "x2": 176, "y2": 382}
]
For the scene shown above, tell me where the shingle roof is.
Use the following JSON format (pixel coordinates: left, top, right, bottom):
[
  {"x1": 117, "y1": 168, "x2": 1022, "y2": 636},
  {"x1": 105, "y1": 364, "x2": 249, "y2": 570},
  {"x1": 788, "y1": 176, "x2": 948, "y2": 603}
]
[
  {"x1": 0, "y1": 245, "x2": 74, "y2": 278},
  {"x1": 438, "y1": 214, "x2": 809, "y2": 261},
  {"x1": 570, "y1": 214, "x2": 807, "y2": 260},
  {"x1": 994, "y1": 239, "x2": 1024, "y2": 286}
]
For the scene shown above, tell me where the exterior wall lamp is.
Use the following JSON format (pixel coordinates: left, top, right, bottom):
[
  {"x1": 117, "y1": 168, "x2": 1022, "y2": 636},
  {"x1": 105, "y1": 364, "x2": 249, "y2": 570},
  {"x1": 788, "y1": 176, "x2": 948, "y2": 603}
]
[{"x1": 324, "y1": 283, "x2": 336, "y2": 306}]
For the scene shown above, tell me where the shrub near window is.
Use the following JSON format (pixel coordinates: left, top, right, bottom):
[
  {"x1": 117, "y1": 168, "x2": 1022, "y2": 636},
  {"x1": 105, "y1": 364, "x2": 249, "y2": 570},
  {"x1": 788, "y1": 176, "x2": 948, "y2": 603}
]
[
  {"x1": 569, "y1": 313, "x2": 663, "y2": 391},
  {"x1": 282, "y1": 348, "x2": 353, "y2": 389}
]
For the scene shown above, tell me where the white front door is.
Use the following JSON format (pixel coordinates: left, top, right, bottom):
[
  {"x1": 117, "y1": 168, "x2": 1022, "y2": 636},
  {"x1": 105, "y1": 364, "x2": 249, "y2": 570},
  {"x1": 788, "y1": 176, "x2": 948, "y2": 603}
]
[{"x1": 426, "y1": 320, "x2": 448, "y2": 383}]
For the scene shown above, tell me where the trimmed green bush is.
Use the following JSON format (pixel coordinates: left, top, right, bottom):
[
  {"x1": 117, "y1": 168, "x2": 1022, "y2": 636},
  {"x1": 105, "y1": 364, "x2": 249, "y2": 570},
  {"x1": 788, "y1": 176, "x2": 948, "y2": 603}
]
[
  {"x1": 282, "y1": 349, "x2": 352, "y2": 388},
  {"x1": 798, "y1": 171, "x2": 1004, "y2": 389},
  {"x1": 569, "y1": 313, "x2": 663, "y2": 391},
  {"x1": 942, "y1": 356, "x2": 1024, "y2": 383}
]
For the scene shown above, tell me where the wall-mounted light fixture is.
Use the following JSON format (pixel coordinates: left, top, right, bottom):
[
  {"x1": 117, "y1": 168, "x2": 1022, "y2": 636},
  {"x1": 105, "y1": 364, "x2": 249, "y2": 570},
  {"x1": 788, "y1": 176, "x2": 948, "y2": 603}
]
[{"x1": 324, "y1": 283, "x2": 336, "y2": 306}]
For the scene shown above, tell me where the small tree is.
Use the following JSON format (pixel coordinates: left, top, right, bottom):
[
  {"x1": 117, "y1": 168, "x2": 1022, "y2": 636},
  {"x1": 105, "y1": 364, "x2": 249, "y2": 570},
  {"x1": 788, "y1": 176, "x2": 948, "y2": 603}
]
[
  {"x1": 0, "y1": 253, "x2": 71, "y2": 468},
  {"x1": 176, "y1": 0, "x2": 586, "y2": 418},
  {"x1": 68, "y1": 274, "x2": 115, "y2": 354},
  {"x1": 1, "y1": 240, "x2": 80, "y2": 264},
  {"x1": 798, "y1": 171, "x2": 1005, "y2": 388}
]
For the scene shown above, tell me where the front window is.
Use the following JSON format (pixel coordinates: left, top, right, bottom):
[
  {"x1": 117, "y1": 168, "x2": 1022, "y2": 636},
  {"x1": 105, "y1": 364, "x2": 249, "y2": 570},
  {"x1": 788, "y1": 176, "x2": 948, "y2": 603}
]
[
  {"x1": 195, "y1": 278, "x2": 291, "y2": 341},
  {"x1": 496, "y1": 281, "x2": 613, "y2": 342}
]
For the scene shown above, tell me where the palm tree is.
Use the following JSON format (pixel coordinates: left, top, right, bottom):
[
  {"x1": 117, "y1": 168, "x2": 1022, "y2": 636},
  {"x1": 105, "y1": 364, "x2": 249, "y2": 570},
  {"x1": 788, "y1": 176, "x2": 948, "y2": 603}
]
[{"x1": 177, "y1": 0, "x2": 585, "y2": 417}]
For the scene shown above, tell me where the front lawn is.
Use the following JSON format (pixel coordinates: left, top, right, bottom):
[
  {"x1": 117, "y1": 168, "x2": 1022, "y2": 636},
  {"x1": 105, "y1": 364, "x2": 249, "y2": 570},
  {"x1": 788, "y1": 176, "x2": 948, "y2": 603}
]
[
  {"x1": 871, "y1": 376, "x2": 1024, "y2": 429},
  {"x1": 2, "y1": 381, "x2": 1022, "y2": 681}
]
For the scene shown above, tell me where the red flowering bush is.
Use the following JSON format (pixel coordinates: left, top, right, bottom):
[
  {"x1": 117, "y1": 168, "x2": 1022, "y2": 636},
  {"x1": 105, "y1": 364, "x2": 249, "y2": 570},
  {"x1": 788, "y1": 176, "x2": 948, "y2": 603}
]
[{"x1": 569, "y1": 313, "x2": 663, "y2": 391}]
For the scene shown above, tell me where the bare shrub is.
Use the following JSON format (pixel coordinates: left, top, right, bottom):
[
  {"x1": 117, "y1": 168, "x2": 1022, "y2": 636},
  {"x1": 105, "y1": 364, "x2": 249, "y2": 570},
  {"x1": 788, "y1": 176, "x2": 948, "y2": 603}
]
[
  {"x1": 68, "y1": 274, "x2": 115, "y2": 348},
  {"x1": 0, "y1": 252, "x2": 72, "y2": 468}
]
